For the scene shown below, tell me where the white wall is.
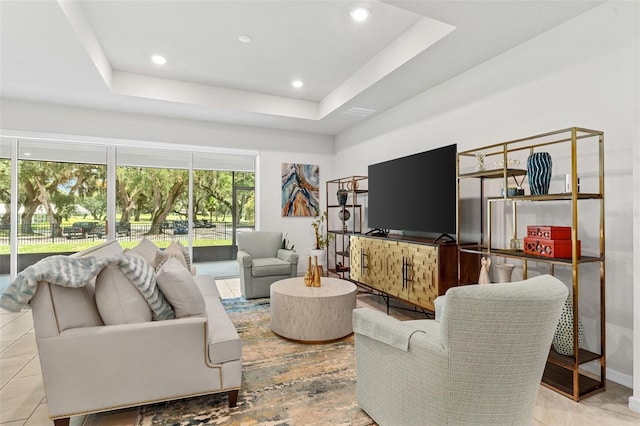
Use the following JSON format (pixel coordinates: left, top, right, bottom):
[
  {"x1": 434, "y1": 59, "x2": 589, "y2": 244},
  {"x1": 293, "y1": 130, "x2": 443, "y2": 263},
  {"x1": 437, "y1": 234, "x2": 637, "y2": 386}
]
[
  {"x1": 335, "y1": 1, "x2": 637, "y2": 390},
  {"x1": 0, "y1": 99, "x2": 335, "y2": 275},
  {"x1": 258, "y1": 150, "x2": 334, "y2": 274},
  {"x1": 0, "y1": 99, "x2": 333, "y2": 155},
  {"x1": 630, "y1": 0, "x2": 640, "y2": 414}
]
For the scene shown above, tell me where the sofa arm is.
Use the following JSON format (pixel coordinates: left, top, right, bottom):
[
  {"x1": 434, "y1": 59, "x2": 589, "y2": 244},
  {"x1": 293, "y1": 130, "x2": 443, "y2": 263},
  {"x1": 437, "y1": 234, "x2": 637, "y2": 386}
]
[
  {"x1": 237, "y1": 250, "x2": 252, "y2": 268},
  {"x1": 36, "y1": 317, "x2": 229, "y2": 418},
  {"x1": 277, "y1": 249, "x2": 298, "y2": 264},
  {"x1": 354, "y1": 310, "x2": 449, "y2": 425}
]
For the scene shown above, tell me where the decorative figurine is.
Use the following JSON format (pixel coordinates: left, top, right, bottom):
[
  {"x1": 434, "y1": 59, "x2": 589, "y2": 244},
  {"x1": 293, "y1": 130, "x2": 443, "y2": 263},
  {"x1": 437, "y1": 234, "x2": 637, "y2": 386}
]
[{"x1": 478, "y1": 256, "x2": 491, "y2": 284}]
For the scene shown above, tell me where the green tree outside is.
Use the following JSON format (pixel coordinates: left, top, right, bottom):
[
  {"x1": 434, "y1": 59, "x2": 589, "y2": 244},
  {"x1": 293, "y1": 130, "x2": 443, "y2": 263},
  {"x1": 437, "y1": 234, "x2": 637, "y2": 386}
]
[{"x1": 0, "y1": 159, "x2": 254, "y2": 253}]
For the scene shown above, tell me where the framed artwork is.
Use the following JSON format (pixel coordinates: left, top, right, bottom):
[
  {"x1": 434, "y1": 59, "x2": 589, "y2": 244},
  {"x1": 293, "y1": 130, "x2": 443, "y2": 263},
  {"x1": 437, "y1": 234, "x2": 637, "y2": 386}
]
[{"x1": 281, "y1": 163, "x2": 320, "y2": 216}]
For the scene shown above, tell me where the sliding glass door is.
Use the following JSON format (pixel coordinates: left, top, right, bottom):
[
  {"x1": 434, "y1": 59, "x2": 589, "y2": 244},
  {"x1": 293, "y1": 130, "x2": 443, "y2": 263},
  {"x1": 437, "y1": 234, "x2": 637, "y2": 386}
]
[
  {"x1": 15, "y1": 140, "x2": 107, "y2": 257},
  {"x1": 232, "y1": 171, "x2": 255, "y2": 245},
  {"x1": 0, "y1": 137, "x2": 256, "y2": 277},
  {"x1": 116, "y1": 147, "x2": 190, "y2": 249}
]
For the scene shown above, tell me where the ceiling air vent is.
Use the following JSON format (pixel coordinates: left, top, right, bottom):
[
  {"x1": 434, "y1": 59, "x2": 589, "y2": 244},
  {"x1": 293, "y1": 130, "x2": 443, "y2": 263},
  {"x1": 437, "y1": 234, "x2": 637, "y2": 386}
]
[{"x1": 342, "y1": 106, "x2": 376, "y2": 118}]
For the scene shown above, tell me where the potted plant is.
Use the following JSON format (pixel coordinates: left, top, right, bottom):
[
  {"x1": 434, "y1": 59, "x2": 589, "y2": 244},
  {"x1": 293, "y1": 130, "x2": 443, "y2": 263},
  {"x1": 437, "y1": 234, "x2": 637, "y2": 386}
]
[
  {"x1": 309, "y1": 211, "x2": 333, "y2": 272},
  {"x1": 311, "y1": 211, "x2": 333, "y2": 250}
]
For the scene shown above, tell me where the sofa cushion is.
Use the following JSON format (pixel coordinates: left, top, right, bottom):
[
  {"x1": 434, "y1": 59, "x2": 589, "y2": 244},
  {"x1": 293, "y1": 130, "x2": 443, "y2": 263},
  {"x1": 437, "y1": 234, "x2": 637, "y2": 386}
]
[
  {"x1": 169, "y1": 240, "x2": 191, "y2": 270},
  {"x1": 251, "y1": 258, "x2": 291, "y2": 277},
  {"x1": 48, "y1": 285, "x2": 104, "y2": 332},
  {"x1": 164, "y1": 241, "x2": 189, "y2": 270},
  {"x1": 156, "y1": 257, "x2": 205, "y2": 318},
  {"x1": 70, "y1": 240, "x2": 123, "y2": 259},
  {"x1": 95, "y1": 265, "x2": 153, "y2": 325},
  {"x1": 48, "y1": 240, "x2": 125, "y2": 330},
  {"x1": 126, "y1": 238, "x2": 160, "y2": 267}
]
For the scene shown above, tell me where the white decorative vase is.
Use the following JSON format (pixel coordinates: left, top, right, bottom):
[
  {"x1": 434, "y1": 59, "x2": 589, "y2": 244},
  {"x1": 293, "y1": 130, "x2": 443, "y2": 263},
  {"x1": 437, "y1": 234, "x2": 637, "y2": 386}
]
[
  {"x1": 494, "y1": 263, "x2": 515, "y2": 283},
  {"x1": 552, "y1": 295, "x2": 585, "y2": 356}
]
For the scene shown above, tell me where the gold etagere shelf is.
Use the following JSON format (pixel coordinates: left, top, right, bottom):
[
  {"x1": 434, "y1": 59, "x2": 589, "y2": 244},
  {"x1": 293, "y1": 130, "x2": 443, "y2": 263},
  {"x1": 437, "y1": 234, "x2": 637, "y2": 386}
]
[{"x1": 456, "y1": 127, "x2": 605, "y2": 402}]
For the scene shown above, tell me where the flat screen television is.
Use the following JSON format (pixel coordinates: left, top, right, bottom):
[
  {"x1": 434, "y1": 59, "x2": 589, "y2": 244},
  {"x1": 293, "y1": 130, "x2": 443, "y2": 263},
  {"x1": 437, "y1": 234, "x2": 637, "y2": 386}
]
[{"x1": 367, "y1": 143, "x2": 457, "y2": 238}]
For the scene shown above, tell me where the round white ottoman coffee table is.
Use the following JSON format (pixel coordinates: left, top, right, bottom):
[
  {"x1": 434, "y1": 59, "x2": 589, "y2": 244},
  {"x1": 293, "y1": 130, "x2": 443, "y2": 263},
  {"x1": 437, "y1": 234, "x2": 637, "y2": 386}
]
[{"x1": 270, "y1": 277, "x2": 357, "y2": 342}]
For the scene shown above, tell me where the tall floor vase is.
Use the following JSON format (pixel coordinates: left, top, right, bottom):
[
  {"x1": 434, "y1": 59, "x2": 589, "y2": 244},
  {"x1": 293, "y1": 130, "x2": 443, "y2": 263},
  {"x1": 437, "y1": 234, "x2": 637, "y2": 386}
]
[
  {"x1": 527, "y1": 152, "x2": 552, "y2": 195},
  {"x1": 552, "y1": 295, "x2": 585, "y2": 356}
]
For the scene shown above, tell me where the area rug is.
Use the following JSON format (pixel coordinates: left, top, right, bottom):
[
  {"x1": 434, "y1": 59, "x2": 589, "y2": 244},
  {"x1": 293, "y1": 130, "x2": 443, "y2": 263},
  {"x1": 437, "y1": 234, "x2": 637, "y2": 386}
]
[{"x1": 137, "y1": 297, "x2": 375, "y2": 425}]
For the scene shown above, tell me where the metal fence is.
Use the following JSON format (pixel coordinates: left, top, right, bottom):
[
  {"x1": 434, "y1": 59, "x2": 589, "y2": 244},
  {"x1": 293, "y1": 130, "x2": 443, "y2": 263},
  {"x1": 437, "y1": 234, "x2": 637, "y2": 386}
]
[{"x1": 0, "y1": 222, "x2": 248, "y2": 247}]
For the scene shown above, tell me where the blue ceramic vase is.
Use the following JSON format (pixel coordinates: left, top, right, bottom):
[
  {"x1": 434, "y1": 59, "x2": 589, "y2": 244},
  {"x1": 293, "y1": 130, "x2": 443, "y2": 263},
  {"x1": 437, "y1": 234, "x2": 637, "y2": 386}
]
[
  {"x1": 527, "y1": 152, "x2": 552, "y2": 195},
  {"x1": 336, "y1": 189, "x2": 349, "y2": 206}
]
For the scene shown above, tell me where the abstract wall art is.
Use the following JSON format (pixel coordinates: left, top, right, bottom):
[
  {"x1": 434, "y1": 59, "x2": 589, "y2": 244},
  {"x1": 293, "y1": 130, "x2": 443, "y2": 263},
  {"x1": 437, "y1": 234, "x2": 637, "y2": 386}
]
[{"x1": 281, "y1": 163, "x2": 320, "y2": 216}]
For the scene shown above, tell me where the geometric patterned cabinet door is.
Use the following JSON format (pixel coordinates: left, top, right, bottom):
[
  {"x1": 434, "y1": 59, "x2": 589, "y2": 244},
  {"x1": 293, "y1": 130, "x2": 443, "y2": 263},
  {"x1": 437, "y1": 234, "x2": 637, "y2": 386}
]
[
  {"x1": 349, "y1": 237, "x2": 394, "y2": 295},
  {"x1": 370, "y1": 239, "x2": 395, "y2": 296},
  {"x1": 378, "y1": 239, "x2": 406, "y2": 300},
  {"x1": 405, "y1": 244, "x2": 439, "y2": 310},
  {"x1": 350, "y1": 235, "x2": 462, "y2": 312},
  {"x1": 349, "y1": 236, "x2": 365, "y2": 284}
]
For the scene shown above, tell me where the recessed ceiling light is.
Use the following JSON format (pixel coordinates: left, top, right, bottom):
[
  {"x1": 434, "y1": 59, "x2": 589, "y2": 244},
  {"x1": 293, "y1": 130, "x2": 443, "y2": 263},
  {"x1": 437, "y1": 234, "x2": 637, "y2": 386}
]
[
  {"x1": 291, "y1": 80, "x2": 304, "y2": 88},
  {"x1": 350, "y1": 8, "x2": 369, "y2": 22},
  {"x1": 238, "y1": 35, "x2": 252, "y2": 43},
  {"x1": 151, "y1": 55, "x2": 166, "y2": 65}
]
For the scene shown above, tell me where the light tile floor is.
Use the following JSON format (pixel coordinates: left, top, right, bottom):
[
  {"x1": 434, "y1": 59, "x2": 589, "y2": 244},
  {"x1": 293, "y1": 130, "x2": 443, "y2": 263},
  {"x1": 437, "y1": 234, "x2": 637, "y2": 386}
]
[{"x1": 2, "y1": 279, "x2": 640, "y2": 425}]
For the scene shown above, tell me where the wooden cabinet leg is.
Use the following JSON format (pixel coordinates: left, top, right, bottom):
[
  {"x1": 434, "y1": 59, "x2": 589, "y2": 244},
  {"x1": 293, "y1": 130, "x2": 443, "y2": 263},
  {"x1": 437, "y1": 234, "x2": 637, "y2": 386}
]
[
  {"x1": 228, "y1": 389, "x2": 239, "y2": 408},
  {"x1": 53, "y1": 418, "x2": 70, "y2": 426}
]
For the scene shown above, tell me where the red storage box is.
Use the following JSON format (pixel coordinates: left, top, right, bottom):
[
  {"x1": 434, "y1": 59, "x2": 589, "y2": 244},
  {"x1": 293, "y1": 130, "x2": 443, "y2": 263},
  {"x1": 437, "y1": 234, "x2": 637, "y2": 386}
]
[
  {"x1": 526, "y1": 225, "x2": 571, "y2": 240},
  {"x1": 523, "y1": 237, "x2": 581, "y2": 259}
]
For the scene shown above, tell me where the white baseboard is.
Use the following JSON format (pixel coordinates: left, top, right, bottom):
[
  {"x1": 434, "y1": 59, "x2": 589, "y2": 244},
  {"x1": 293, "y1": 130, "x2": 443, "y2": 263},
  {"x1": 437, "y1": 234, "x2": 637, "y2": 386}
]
[
  {"x1": 580, "y1": 363, "x2": 633, "y2": 388},
  {"x1": 629, "y1": 396, "x2": 640, "y2": 414}
]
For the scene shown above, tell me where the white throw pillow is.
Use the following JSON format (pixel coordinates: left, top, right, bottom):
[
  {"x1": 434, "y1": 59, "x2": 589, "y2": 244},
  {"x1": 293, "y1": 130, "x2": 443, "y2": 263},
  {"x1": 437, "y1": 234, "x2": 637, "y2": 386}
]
[
  {"x1": 95, "y1": 265, "x2": 152, "y2": 325},
  {"x1": 156, "y1": 257, "x2": 205, "y2": 318},
  {"x1": 165, "y1": 241, "x2": 189, "y2": 270},
  {"x1": 70, "y1": 240, "x2": 123, "y2": 259},
  {"x1": 126, "y1": 238, "x2": 160, "y2": 267},
  {"x1": 49, "y1": 285, "x2": 105, "y2": 331}
]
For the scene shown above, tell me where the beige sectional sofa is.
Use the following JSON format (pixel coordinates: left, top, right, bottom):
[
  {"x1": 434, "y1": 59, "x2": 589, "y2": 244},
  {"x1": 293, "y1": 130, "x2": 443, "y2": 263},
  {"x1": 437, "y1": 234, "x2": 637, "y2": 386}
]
[{"x1": 27, "y1": 240, "x2": 242, "y2": 425}]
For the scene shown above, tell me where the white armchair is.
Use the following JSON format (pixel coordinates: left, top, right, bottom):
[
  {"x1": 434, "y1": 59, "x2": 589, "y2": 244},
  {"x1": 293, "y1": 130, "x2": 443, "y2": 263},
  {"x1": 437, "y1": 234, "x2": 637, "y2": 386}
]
[
  {"x1": 237, "y1": 232, "x2": 299, "y2": 299},
  {"x1": 353, "y1": 275, "x2": 568, "y2": 426}
]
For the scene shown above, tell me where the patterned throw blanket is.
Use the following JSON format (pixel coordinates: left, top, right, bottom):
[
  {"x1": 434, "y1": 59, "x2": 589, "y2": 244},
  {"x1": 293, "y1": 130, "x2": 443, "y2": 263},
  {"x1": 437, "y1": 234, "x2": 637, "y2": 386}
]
[{"x1": 0, "y1": 254, "x2": 175, "y2": 320}]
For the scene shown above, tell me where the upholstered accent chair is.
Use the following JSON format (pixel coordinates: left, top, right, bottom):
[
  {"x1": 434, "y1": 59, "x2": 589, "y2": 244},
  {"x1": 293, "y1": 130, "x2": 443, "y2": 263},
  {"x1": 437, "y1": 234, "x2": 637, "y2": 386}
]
[
  {"x1": 353, "y1": 275, "x2": 568, "y2": 426},
  {"x1": 236, "y1": 231, "x2": 299, "y2": 299}
]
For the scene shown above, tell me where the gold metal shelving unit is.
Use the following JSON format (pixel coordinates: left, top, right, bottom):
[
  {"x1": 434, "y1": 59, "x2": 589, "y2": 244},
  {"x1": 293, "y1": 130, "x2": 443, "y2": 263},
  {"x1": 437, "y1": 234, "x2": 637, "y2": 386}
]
[
  {"x1": 326, "y1": 176, "x2": 368, "y2": 279},
  {"x1": 456, "y1": 127, "x2": 605, "y2": 401}
]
